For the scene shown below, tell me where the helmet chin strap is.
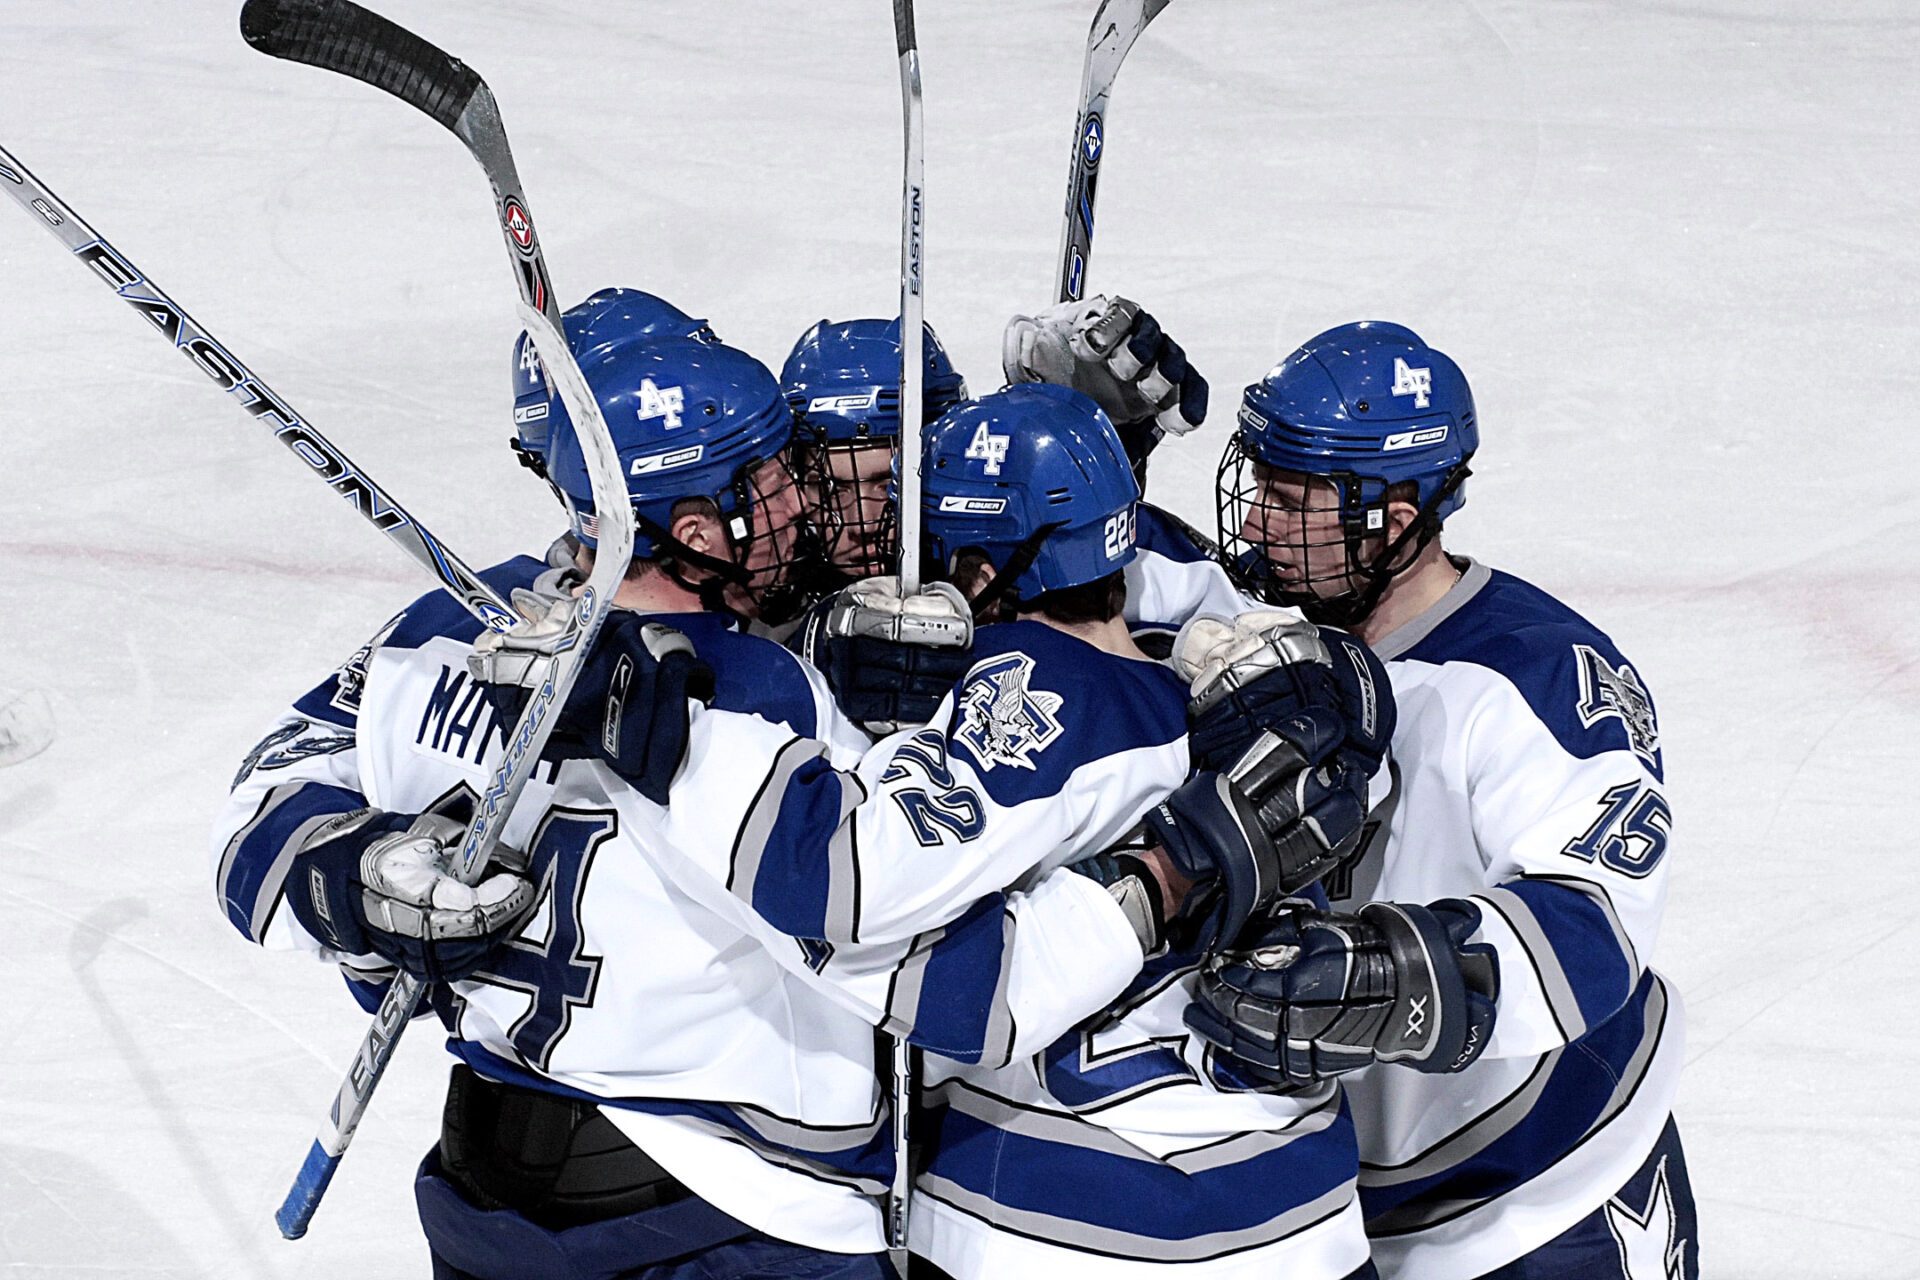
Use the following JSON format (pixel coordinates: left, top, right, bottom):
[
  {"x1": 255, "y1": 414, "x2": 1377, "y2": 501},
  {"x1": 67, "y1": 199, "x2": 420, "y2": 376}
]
[
  {"x1": 629, "y1": 509, "x2": 755, "y2": 620},
  {"x1": 1301, "y1": 463, "x2": 1472, "y2": 629},
  {"x1": 962, "y1": 521, "x2": 1067, "y2": 623}
]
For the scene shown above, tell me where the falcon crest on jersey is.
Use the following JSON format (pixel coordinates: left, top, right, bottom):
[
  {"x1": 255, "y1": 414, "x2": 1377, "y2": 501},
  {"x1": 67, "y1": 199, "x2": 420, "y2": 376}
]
[
  {"x1": 954, "y1": 653, "x2": 1064, "y2": 771},
  {"x1": 1574, "y1": 644, "x2": 1661, "y2": 764}
]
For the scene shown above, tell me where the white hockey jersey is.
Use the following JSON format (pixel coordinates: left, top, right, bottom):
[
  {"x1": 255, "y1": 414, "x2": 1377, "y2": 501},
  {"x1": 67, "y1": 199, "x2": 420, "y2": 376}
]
[
  {"x1": 1331, "y1": 559, "x2": 1683, "y2": 1280},
  {"x1": 211, "y1": 556, "x2": 1150, "y2": 1254}
]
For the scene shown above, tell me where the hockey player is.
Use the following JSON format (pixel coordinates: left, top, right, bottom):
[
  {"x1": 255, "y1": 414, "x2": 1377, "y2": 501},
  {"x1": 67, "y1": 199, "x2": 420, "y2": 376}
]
[
  {"x1": 216, "y1": 320, "x2": 1346, "y2": 1278},
  {"x1": 781, "y1": 316, "x2": 969, "y2": 587},
  {"x1": 1191, "y1": 322, "x2": 1695, "y2": 1279}
]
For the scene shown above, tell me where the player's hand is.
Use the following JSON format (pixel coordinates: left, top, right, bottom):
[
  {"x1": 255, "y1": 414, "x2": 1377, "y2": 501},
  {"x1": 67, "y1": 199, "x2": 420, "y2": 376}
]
[
  {"x1": 1147, "y1": 701, "x2": 1388, "y2": 957},
  {"x1": 287, "y1": 809, "x2": 535, "y2": 983},
  {"x1": 795, "y1": 577, "x2": 974, "y2": 735},
  {"x1": 469, "y1": 597, "x2": 715, "y2": 803},
  {"x1": 1002, "y1": 295, "x2": 1208, "y2": 441},
  {"x1": 1186, "y1": 899, "x2": 1500, "y2": 1090}
]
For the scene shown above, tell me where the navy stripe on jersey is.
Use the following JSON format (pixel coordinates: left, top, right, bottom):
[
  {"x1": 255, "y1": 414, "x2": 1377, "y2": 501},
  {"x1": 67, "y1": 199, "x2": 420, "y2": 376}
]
[
  {"x1": 1481, "y1": 878, "x2": 1641, "y2": 1041},
  {"x1": 889, "y1": 894, "x2": 1017, "y2": 1065},
  {"x1": 1359, "y1": 972, "x2": 1672, "y2": 1234},
  {"x1": 385, "y1": 557, "x2": 547, "y2": 652},
  {"x1": 917, "y1": 1079, "x2": 1357, "y2": 1261},
  {"x1": 452, "y1": 1041, "x2": 893, "y2": 1196},
  {"x1": 647, "y1": 611, "x2": 823, "y2": 740},
  {"x1": 1134, "y1": 503, "x2": 1222, "y2": 566},
  {"x1": 1396, "y1": 568, "x2": 1665, "y2": 782},
  {"x1": 944, "y1": 620, "x2": 1188, "y2": 808},
  {"x1": 216, "y1": 781, "x2": 366, "y2": 942},
  {"x1": 728, "y1": 740, "x2": 866, "y2": 940}
]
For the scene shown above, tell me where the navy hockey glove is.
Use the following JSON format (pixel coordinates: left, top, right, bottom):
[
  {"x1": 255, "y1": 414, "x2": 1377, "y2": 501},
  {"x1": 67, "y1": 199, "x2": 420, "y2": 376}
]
[
  {"x1": 470, "y1": 599, "x2": 714, "y2": 804},
  {"x1": 794, "y1": 577, "x2": 974, "y2": 735},
  {"x1": 1186, "y1": 899, "x2": 1500, "y2": 1090},
  {"x1": 287, "y1": 809, "x2": 535, "y2": 983},
  {"x1": 1142, "y1": 729, "x2": 1368, "y2": 956},
  {"x1": 1181, "y1": 614, "x2": 1395, "y2": 779}
]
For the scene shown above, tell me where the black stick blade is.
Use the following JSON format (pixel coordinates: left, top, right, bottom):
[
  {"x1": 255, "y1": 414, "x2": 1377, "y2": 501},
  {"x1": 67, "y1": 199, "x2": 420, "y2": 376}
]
[{"x1": 240, "y1": 0, "x2": 483, "y2": 133}]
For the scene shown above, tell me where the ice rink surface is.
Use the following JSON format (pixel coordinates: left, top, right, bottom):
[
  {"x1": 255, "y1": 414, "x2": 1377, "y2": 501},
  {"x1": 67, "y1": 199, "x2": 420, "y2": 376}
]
[{"x1": 2, "y1": 1, "x2": 1916, "y2": 1275}]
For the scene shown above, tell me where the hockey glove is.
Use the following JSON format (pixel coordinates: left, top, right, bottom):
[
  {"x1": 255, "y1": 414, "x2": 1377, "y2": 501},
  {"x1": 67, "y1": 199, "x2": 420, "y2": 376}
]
[
  {"x1": 1179, "y1": 613, "x2": 1395, "y2": 779},
  {"x1": 469, "y1": 596, "x2": 714, "y2": 803},
  {"x1": 1003, "y1": 296, "x2": 1209, "y2": 458},
  {"x1": 1142, "y1": 728, "x2": 1368, "y2": 956},
  {"x1": 1186, "y1": 899, "x2": 1500, "y2": 1090},
  {"x1": 794, "y1": 577, "x2": 974, "y2": 735},
  {"x1": 287, "y1": 809, "x2": 535, "y2": 983}
]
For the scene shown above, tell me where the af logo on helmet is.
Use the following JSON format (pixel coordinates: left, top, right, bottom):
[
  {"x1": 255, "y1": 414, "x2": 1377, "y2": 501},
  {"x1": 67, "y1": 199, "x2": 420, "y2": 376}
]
[
  {"x1": 965, "y1": 422, "x2": 1011, "y2": 475},
  {"x1": 1391, "y1": 357, "x2": 1432, "y2": 409},
  {"x1": 636, "y1": 378, "x2": 685, "y2": 430}
]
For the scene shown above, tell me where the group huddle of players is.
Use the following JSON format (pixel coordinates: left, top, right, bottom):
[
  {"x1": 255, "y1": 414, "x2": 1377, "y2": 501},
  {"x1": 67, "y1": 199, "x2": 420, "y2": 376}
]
[{"x1": 214, "y1": 291, "x2": 1697, "y2": 1280}]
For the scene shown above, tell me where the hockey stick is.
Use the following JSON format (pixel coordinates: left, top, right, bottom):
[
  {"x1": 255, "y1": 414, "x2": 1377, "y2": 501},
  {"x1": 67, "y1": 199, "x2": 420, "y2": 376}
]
[
  {"x1": 0, "y1": 147, "x2": 517, "y2": 633},
  {"x1": 1054, "y1": 0, "x2": 1172, "y2": 303},
  {"x1": 893, "y1": 0, "x2": 927, "y2": 599},
  {"x1": 887, "y1": 9, "x2": 925, "y2": 1271},
  {"x1": 237, "y1": 0, "x2": 636, "y2": 1238}
]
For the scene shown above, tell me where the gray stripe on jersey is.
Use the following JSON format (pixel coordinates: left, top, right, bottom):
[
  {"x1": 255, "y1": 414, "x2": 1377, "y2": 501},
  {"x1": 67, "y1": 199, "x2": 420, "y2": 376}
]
[
  {"x1": 1479, "y1": 886, "x2": 1590, "y2": 1041},
  {"x1": 217, "y1": 782, "x2": 331, "y2": 941},
  {"x1": 916, "y1": 1168, "x2": 1356, "y2": 1262},
  {"x1": 1363, "y1": 976, "x2": 1673, "y2": 1236},
  {"x1": 726, "y1": 735, "x2": 820, "y2": 904},
  {"x1": 660, "y1": 1111, "x2": 889, "y2": 1198},
  {"x1": 978, "y1": 907, "x2": 1020, "y2": 1068},
  {"x1": 1358, "y1": 1050, "x2": 1563, "y2": 1188},
  {"x1": 823, "y1": 773, "x2": 867, "y2": 942},
  {"x1": 1367, "y1": 558, "x2": 1493, "y2": 661},
  {"x1": 1523, "y1": 872, "x2": 1642, "y2": 983},
  {"x1": 936, "y1": 1081, "x2": 1343, "y2": 1175},
  {"x1": 726, "y1": 1101, "x2": 887, "y2": 1155},
  {"x1": 883, "y1": 931, "x2": 936, "y2": 1040}
]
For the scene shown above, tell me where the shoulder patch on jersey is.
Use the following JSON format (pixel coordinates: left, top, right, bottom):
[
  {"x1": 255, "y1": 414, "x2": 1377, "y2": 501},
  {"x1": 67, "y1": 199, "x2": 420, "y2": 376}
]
[
  {"x1": 232, "y1": 719, "x2": 355, "y2": 788},
  {"x1": 954, "y1": 652, "x2": 1064, "y2": 771},
  {"x1": 1573, "y1": 644, "x2": 1660, "y2": 765},
  {"x1": 331, "y1": 609, "x2": 406, "y2": 716}
]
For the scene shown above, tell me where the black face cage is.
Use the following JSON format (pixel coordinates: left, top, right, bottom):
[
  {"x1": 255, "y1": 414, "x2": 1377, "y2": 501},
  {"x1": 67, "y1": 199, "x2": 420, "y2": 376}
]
[
  {"x1": 1215, "y1": 436, "x2": 1469, "y2": 629},
  {"x1": 645, "y1": 449, "x2": 817, "y2": 626},
  {"x1": 794, "y1": 435, "x2": 900, "y2": 589}
]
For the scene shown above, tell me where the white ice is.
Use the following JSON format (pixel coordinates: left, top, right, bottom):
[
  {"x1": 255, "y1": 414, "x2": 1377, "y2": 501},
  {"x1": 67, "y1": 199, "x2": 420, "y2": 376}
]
[{"x1": 1, "y1": 1, "x2": 1915, "y2": 1276}]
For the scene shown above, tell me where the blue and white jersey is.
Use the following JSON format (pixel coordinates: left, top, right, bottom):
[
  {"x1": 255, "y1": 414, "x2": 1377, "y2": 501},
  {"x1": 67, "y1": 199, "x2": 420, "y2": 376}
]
[
  {"x1": 1335, "y1": 559, "x2": 1683, "y2": 1280},
  {"x1": 869, "y1": 624, "x2": 1369, "y2": 1280},
  {"x1": 211, "y1": 559, "x2": 1144, "y2": 1254},
  {"x1": 1123, "y1": 503, "x2": 1258, "y2": 649}
]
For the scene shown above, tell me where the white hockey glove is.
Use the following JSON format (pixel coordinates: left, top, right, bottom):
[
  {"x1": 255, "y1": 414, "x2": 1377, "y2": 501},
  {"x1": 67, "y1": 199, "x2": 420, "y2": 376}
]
[
  {"x1": 1002, "y1": 295, "x2": 1209, "y2": 440},
  {"x1": 795, "y1": 577, "x2": 975, "y2": 735},
  {"x1": 288, "y1": 809, "x2": 534, "y2": 983}
]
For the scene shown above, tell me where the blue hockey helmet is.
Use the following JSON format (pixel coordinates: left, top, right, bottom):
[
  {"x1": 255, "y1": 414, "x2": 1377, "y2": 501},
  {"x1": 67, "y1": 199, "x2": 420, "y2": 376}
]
[
  {"x1": 512, "y1": 287, "x2": 718, "y2": 479},
  {"x1": 1218, "y1": 321, "x2": 1476, "y2": 625},
  {"x1": 544, "y1": 335, "x2": 798, "y2": 571},
  {"x1": 922, "y1": 383, "x2": 1140, "y2": 609},
  {"x1": 780, "y1": 317, "x2": 968, "y2": 444}
]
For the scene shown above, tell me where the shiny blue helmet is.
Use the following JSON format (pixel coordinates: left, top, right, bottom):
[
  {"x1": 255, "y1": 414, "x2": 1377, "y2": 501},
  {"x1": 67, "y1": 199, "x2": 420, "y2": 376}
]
[
  {"x1": 780, "y1": 317, "x2": 968, "y2": 444},
  {"x1": 544, "y1": 336, "x2": 798, "y2": 595},
  {"x1": 1218, "y1": 321, "x2": 1476, "y2": 626},
  {"x1": 780, "y1": 317, "x2": 969, "y2": 584},
  {"x1": 512, "y1": 287, "x2": 719, "y2": 479},
  {"x1": 922, "y1": 383, "x2": 1140, "y2": 612}
]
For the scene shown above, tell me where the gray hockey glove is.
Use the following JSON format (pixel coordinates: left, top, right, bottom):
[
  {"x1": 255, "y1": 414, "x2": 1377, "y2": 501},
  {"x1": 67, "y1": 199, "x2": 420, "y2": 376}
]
[
  {"x1": 287, "y1": 809, "x2": 534, "y2": 983},
  {"x1": 1186, "y1": 899, "x2": 1500, "y2": 1090},
  {"x1": 469, "y1": 595, "x2": 712, "y2": 803},
  {"x1": 1003, "y1": 295, "x2": 1208, "y2": 450},
  {"x1": 794, "y1": 577, "x2": 974, "y2": 735}
]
